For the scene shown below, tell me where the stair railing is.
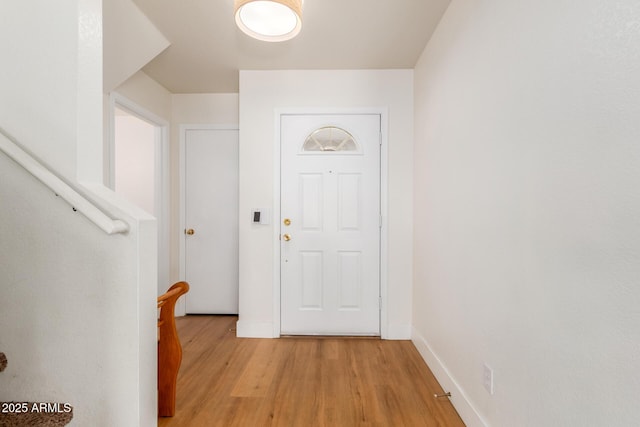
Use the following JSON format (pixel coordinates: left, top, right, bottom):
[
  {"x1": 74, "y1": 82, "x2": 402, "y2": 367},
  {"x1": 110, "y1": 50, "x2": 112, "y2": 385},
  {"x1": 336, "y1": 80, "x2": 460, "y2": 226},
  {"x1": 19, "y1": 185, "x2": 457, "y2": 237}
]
[{"x1": 0, "y1": 127, "x2": 128, "y2": 235}]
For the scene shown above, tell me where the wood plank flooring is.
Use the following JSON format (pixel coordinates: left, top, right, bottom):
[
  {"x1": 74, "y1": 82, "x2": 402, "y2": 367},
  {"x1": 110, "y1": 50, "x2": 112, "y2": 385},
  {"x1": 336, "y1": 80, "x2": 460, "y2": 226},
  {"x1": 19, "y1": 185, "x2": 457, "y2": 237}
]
[{"x1": 158, "y1": 315, "x2": 465, "y2": 427}]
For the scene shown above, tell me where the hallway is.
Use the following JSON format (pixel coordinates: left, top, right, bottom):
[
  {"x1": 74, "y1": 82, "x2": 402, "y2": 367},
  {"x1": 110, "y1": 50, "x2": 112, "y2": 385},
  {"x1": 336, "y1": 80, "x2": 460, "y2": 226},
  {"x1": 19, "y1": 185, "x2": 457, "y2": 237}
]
[{"x1": 159, "y1": 315, "x2": 465, "y2": 426}]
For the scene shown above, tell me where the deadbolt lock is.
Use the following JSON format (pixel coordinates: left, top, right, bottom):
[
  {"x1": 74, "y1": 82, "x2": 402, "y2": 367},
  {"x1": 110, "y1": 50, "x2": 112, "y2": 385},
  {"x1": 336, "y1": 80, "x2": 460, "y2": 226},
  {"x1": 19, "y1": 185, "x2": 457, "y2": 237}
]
[
  {"x1": 283, "y1": 218, "x2": 291, "y2": 226},
  {"x1": 185, "y1": 228, "x2": 195, "y2": 235}
]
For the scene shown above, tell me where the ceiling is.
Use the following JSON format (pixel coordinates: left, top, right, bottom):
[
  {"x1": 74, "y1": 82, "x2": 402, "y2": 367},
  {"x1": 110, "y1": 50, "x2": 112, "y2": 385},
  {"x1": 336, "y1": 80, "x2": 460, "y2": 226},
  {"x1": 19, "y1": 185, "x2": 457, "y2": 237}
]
[{"x1": 131, "y1": 0, "x2": 451, "y2": 93}]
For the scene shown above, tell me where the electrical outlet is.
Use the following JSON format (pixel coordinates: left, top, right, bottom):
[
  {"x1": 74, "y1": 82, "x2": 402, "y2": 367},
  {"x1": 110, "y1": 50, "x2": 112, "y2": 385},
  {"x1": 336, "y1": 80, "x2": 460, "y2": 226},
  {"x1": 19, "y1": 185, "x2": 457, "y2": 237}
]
[{"x1": 483, "y1": 363, "x2": 494, "y2": 395}]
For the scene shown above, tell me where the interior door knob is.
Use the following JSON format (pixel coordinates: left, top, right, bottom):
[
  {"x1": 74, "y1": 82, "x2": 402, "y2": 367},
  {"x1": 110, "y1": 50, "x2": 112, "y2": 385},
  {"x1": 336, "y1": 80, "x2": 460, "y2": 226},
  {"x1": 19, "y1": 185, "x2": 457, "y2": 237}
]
[
  {"x1": 185, "y1": 228, "x2": 195, "y2": 235},
  {"x1": 282, "y1": 233, "x2": 291, "y2": 241}
]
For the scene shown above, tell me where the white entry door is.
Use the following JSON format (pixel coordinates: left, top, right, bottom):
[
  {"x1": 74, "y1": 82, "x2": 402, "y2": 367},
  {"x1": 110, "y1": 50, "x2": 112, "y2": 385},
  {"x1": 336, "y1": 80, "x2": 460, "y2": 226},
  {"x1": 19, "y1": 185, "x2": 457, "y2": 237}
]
[
  {"x1": 184, "y1": 128, "x2": 239, "y2": 314},
  {"x1": 280, "y1": 114, "x2": 381, "y2": 335}
]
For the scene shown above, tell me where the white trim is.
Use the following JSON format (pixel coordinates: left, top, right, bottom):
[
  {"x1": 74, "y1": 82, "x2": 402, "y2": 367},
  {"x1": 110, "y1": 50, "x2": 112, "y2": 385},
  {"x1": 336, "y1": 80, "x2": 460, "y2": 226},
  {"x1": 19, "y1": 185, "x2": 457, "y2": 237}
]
[
  {"x1": 0, "y1": 127, "x2": 128, "y2": 234},
  {"x1": 273, "y1": 115, "x2": 282, "y2": 338},
  {"x1": 178, "y1": 124, "x2": 240, "y2": 316},
  {"x1": 412, "y1": 327, "x2": 489, "y2": 427},
  {"x1": 386, "y1": 323, "x2": 412, "y2": 340},
  {"x1": 273, "y1": 108, "x2": 389, "y2": 338},
  {"x1": 379, "y1": 109, "x2": 389, "y2": 339},
  {"x1": 108, "y1": 93, "x2": 170, "y2": 293},
  {"x1": 236, "y1": 320, "x2": 275, "y2": 338}
]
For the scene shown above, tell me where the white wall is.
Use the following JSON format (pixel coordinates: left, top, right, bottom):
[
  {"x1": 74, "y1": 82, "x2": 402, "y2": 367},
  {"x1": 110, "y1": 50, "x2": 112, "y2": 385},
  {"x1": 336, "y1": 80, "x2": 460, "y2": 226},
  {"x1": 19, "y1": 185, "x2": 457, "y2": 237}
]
[
  {"x1": 238, "y1": 70, "x2": 413, "y2": 338},
  {"x1": 0, "y1": 2, "x2": 157, "y2": 425},
  {"x1": 114, "y1": 71, "x2": 173, "y2": 120},
  {"x1": 172, "y1": 93, "x2": 239, "y2": 125},
  {"x1": 114, "y1": 111, "x2": 156, "y2": 216},
  {"x1": 0, "y1": 2, "x2": 78, "y2": 179},
  {"x1": 412, "y1": 1, "x2": 640, "y2": 426},
  {"x1": 103, "y1": 0, "x2": 169, "y2": 92}
]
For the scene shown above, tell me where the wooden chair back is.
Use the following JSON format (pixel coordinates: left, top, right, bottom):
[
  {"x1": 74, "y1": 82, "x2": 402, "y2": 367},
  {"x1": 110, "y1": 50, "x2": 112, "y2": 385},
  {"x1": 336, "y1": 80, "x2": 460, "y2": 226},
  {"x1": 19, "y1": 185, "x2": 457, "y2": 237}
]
[{"x1": 157, "y1": 281, "x2": 189, "y2": 417}]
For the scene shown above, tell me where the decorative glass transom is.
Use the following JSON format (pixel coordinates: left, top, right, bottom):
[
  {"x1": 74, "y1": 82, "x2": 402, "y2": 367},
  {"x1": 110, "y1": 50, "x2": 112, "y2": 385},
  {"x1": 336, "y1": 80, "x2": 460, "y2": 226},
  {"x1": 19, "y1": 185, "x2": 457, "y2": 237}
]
[{"x1": 302, "y1": 126, "x2": 361, "y2": 153}]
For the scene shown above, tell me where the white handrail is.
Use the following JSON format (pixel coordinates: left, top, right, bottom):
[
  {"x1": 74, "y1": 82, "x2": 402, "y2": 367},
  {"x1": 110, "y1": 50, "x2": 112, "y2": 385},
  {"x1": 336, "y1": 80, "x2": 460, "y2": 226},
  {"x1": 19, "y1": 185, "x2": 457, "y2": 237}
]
[{"x1": 0, "y1": 127, "x2": 129, "y2": 235}]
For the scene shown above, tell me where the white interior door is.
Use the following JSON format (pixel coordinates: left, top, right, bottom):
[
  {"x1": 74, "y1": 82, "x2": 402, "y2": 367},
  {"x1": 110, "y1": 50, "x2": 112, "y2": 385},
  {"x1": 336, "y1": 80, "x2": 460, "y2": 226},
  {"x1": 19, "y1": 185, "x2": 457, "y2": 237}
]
[
  {"x1": 184, "y1": 128, "x2": 239, "y2": 314},
  {"x1": 280, "y1": 114, "x2": 381, "y2": 335}
]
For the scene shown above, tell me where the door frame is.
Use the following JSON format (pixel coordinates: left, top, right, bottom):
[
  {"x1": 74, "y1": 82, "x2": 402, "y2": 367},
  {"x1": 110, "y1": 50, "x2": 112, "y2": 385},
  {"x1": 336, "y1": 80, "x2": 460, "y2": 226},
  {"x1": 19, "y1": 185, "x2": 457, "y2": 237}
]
[
  {"x1": 179, "y1": 124, "x2": 239, "y2": 316},
  {"x1": 273, "y1": 108, "x2": 389, "y2": 338},
  {"x1": 108, "y1": 92, "x2": 170, "y2": 297}
]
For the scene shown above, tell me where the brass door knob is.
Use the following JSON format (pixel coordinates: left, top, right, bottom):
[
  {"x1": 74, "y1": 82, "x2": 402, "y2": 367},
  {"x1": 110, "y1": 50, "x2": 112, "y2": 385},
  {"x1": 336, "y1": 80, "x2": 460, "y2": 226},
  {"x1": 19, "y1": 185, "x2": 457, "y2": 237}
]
[
  {"x1": 283, "y1": 218, "x2": 291, "y2": 226},
  {"x1": 185, "y1": 228, "x2": 195, "y2": 235},
  {"x1": 282, "y1": 233, "x2": 291, "y2": 241}
]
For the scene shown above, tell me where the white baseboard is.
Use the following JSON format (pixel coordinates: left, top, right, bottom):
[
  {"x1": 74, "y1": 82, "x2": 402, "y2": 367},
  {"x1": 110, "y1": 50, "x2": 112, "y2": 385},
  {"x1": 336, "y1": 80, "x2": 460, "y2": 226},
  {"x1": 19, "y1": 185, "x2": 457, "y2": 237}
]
[
  {"x1": 411, "y1": 327, "x2": 488, "y2": 427},
  {"x1": 236, "y1": 320, "x2": 276, "y2": 338},
  {"x1": 385, "y1": 323, "x2": 412, "y2": 340}
]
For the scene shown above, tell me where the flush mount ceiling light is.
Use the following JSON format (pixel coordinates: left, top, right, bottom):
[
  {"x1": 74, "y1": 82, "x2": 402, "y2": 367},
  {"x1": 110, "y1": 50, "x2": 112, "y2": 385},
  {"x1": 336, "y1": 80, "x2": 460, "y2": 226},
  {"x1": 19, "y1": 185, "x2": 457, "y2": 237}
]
[{"x1": 234, "y1": 0, "x2": 303, "y2": 42}]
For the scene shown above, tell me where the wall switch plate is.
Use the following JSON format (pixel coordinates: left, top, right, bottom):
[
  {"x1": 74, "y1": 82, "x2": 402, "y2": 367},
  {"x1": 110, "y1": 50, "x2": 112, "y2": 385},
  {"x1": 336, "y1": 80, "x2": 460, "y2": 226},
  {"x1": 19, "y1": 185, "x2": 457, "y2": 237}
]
[
  {"x1": 251, "y1": 208, "x2": 271, "y2": 225},
  {"x1": 483, "y1": 363, "x2": 494, "y2": 395}
]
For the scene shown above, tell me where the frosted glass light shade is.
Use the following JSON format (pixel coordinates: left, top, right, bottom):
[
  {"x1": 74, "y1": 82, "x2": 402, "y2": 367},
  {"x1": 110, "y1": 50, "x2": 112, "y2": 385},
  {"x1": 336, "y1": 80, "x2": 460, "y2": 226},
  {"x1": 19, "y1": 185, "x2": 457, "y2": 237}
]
[{"x1": 234, "y1": 0, "x2": 302, "y2": 42}]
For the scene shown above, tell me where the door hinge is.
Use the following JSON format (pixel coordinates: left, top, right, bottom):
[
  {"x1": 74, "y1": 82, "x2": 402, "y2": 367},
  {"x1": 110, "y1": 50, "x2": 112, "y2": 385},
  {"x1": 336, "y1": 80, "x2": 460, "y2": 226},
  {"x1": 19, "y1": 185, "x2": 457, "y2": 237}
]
[
  {"x1": 379, "y1": 131, "x2": 382, "y2": 146},
  {"x1": 379, "y1": 296, "x2": 382, "y2": 310},
  {"x1": 379, "y1": 215, "x2": 383, "y2": 228}
]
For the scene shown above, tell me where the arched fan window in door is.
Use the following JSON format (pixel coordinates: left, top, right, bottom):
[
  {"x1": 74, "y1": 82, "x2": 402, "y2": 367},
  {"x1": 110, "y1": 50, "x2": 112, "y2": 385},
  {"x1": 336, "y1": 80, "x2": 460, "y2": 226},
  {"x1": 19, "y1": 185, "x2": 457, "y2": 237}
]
[{"x1": 301, "y1": 126, "x2": 362, "y2": 153}]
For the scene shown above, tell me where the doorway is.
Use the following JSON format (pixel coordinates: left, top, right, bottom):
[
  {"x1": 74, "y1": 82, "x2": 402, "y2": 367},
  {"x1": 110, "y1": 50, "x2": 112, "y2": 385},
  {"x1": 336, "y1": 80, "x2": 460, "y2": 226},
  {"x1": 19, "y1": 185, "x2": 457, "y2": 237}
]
[
  {"x1": 109, "y1": 93, "x2": 170, "y2": 294},
  {"x1": 280, "y1": 114, "x2": 382, "y2": 335}
]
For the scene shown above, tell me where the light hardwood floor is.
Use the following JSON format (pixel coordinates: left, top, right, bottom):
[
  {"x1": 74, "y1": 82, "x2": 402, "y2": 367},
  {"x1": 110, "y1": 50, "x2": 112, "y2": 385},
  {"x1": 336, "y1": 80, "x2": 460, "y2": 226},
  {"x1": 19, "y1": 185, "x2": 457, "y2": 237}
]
[{"x1": 159, "y1": 315, "x2": 465, "y2": 427}]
